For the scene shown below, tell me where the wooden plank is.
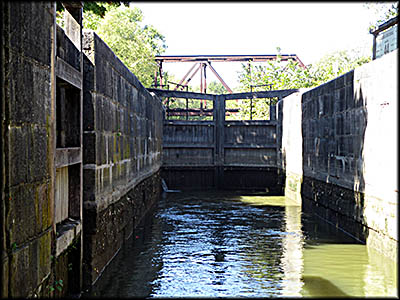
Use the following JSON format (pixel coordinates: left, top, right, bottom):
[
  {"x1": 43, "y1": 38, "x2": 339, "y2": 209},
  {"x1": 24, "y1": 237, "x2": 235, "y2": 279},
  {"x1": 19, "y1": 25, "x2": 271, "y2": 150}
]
[
  {"x1": 147, "y1": 88, "x2": 215, "y2": 100},
  {"x1": 224, "y1": 148, "x2": 277, "y2": 166},
  {"x1": 225, "y1": 120, "x2": 277, "y2": 126},
  {"x1": 224, "y1": 125, "x2": 276, "y2": 145},
  {"x1": 55, "y1": 167, "x2": 69, "y2": 224},
  {"x1": 164, "y1": 121, "x2": 214, "y2": 126},
  {"x1": 216, "y1": 95, "x2": 225, "y2": 167},
  {"x1": 56, "y1": 56, "x2": 82, "y2": 89},
  {"x1": 223, "y1": 144, "x2": 277, "y2": 149},
  {"x1": 148, "y1": 88, "x2": 298, "y2": 101},
  {"x1": 222, "y1": 89, "x2": 298, "y2": 100},
  {"x1": 163, "y1": 144, "x2": 214, "y2": 148},
  {"x1": 163, "y1": 123, "x2": 215, "y2": 145},
  {"x1": 163, "y1": 148, "x2": 214, "y2": 166}
]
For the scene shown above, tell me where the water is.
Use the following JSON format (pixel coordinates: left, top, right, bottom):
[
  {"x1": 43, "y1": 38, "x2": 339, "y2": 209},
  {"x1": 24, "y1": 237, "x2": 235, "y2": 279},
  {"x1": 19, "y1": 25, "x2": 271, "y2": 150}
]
[{"x1": 86, "y1": 190, "x2": 398, "y2": 298}]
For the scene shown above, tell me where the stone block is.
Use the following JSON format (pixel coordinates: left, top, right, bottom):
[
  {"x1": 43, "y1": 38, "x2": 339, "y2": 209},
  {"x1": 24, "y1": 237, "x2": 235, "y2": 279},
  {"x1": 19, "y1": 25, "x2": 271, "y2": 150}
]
[
  {"x1": 96, "y1": 133, "x2": 106, "y2": 166},
  {"x1": 345, "y1": 85, "x2": 354, "y2": 110},
  {"x1": 337, "y1": 136, "x2": 346, "y2": 156},
  {"x1": 8, "y1": 126, "x2": 29, "y2": 186},
  {"x1": 102, "y1": 167, "x2": 112, "y2": 193},
  {"x1": 107, "y1": 135, "x2": 114, "y2": 164},
  {"x1": 83, "y1": 168, "x2": 96, "y2": 202},
  {"x1": 95, "y1": 95, "x2": 104, "y2": 132},
  {"x1": 9, "y1": 230, "x2": 51, "y2": 298},
  {"x1": 333, "y1": 90, "x2": 340, "y2": 113},
  {"x1": 83, "y1": 90, "x2": 95, "y2": 131},
  {"x1": 335, "y1": 113, "x2": 343, "y2": 136},
  {"x1": 339, "y1": 88, "x2": 346, "y2": 111},
  {"x1": 28, "y1": 126, "x2": 49, "y2": 183},
  {"x1": 36, "y1": 182, "x2": 52, "y2": 232},
  {"x1": 2, "y1": 256, "x2": 9, "y2": 297},
  {"x1": 37, "y1": 230, "x2": 52, "y2": 284},
  {"x1": 8, "y1": 56, "x2": 35, "y2": 125},
  {"x1": 8, "y1": 184, "x2": 37, "y2": 245},
  {"x1": 83, "y1": 132, "x2": 96, "y2": 164},
  {"x1": 9, "y1": 244, "x2": 35, "y2": 297},
  {"x1": 94, "y1": 56, "x2": 107, "y2": 96},
  {"x1": 344, "y1": 112, "x2": 351, "y2": 135},
  {"x1": 9, "y1": 2, "x2": 53, "y2": 66},
  {"x1": 32, "y1": 64, "x2": 51, "y2": 124},
  {"x1": 344, "y1": 70, "x2": 354, "y2": 86},
  {"x1": 334, "y1": 73, "x2": 345, "y2": 89}
]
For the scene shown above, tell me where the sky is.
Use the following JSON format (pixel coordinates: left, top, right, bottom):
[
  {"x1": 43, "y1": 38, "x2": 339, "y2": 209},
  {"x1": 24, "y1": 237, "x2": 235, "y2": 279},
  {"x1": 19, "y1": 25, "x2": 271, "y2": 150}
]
[{"x1": 131, "y1": 2, "x2": 377, "y2": 89}]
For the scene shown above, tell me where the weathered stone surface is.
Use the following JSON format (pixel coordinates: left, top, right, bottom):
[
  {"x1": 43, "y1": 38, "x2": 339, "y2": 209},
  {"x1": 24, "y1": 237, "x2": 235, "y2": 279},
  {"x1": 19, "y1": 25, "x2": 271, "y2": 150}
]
[
  {"x1": 9, "y1": 230, "x2": 52, "y2": 297},
  {"x1": 81, "y1": 30, "x2": 163, "y2": 289},
  {"x1": 277, "y1": 50, "x2": 398, "y2": 262},
  {"x1": 1, "y1": 256, "x2": 9, "y2": 297},
  {"x1": 2, "y1": 2, "x2": 56, "y2": 298},
  {"x1": 82, "y1": 171, "x2": 161, "y2": 288},
  {"x1": 9, "y1": 2, "x2": 53, "y2": 66},
  {"x1": 7, "y1": 182, "x2": 51, "y2": 246},
  {"x1": 28, "y1": 126, "x2": 49, "y2": 183}
]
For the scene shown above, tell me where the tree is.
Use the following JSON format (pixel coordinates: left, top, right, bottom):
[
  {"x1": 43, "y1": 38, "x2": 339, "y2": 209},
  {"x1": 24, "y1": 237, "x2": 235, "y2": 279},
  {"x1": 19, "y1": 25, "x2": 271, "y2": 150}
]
[
  {"x1": 364, "y1": 2, "x2": 398, "y2": 31},
  {"x1": 237, "y1": 47, "x2": 371, "y2": 91},
  {"x1": 56, "y1": 1, "x2": 126, "y2": 29},
  {"x1": 308, "y1": 48, "x2": 371, "y2": 86},
  {"x1": 234, "y1": 46, "x2": 371, "y2": 120},
  {"x1": 91, "y1": 5, "x2": 167, "y2": 88},
  {"x1": 189, "y1": 81, "x2": 227, "y2": 94},
  {"x1": 56, "y1": 2, "x2": 166, "y2": 88},
  {"x1": 237, "y1": 58, "x2": 316, "y2": 92}
]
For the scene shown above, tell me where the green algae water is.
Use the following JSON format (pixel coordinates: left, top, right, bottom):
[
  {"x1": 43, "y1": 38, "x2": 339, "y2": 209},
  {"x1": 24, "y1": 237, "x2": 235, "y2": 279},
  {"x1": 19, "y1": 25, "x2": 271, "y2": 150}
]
[{"x1": 85, "y1": 191, "x2": 397, "y2": 297}]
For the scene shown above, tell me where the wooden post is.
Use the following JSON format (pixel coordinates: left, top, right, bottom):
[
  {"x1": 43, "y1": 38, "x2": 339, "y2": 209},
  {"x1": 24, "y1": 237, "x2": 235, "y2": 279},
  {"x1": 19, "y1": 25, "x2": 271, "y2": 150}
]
[{"x1": 215, "y1": 94, "x2": 225, "y2": 188}]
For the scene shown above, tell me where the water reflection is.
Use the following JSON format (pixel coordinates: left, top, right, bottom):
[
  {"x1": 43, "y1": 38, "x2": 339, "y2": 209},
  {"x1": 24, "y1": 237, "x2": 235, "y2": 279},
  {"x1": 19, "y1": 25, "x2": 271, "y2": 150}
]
[
  {"x1": 282, "y1": 204, "x2": 303, "y2": 296},
  {"x1": 86, "y1": 191, "x2": 397, "y2": 298}
]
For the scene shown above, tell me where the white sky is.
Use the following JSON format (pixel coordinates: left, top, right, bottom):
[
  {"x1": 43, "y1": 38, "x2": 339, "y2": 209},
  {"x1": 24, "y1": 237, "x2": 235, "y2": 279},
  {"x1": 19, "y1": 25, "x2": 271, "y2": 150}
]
[{"x1": 131, "y1": 2, "x2": 376, "y2": 89}]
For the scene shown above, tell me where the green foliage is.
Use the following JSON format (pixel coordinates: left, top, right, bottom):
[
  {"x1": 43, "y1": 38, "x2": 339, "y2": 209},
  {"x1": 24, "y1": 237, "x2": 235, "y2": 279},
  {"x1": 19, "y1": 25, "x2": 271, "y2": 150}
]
[
  {"x1": 364, "y1": 2, "x2": 398, "y2": 31},
  {"x1": 237, "y1": 55, "x2": 316, "y2": 92},
  {"x1": 48, "y1": 279, "x2": 63, "y2": 293},
  {"x1": 56, "y1": 2, "x2": 165, "y2": 87},
  {"x1": 237, "y1": 47, "x2": 371, "y2": 91},
  {"x1": 206, "y1": 81, "x2": 227, "y2": 94},
  {"x1": 234, "y1": 46, "x2": 371, "y2": 120},
  {"x1": 309, "y1": 49, "x2": 371, "y2": 86},
  {"x1": 225, "y1": 98, "x2": 277, "y2": 121},
  {"x1": 56, "y1": 1, "x2": 125, "y2": 29},
  {"x1": 93, "y1": 5, "x2": 167, "y2": 87},
  {"x1": 189, "y1": 81, "x2": 227, "y2": 94}
]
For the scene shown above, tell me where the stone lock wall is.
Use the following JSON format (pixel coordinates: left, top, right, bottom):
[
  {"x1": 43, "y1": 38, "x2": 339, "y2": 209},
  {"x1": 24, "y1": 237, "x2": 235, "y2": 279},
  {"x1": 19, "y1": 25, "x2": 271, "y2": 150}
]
[
  {"x1": 1, "y1": 3, "x2": 164, "y2": 297},
  {"x1": 82, "y1": 30, "x2": 163, "y2": 288},
  {"x1": 1, "y1": 2, "x2": 55, "y2": 297},
  {"x1": 277, "y1": 50, "x2": 398, "y2": 261}
]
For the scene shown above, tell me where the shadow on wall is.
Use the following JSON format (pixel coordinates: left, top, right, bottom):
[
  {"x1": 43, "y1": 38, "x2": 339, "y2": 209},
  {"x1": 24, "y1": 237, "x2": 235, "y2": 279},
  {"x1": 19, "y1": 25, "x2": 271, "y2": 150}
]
[{"x1": 299, "y1": 70, "x2": 369, "y2": 243}]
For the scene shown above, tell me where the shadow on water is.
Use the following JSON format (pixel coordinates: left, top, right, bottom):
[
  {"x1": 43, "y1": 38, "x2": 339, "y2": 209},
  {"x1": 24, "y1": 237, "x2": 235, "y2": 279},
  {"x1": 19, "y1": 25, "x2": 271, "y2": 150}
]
[{"x1": 302, "y1": 276, "x2": 348, "y2": 297}]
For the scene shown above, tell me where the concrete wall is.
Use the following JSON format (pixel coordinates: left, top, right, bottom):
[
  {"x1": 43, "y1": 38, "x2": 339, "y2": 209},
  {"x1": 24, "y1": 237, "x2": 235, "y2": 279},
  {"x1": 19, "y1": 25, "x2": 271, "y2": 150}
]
[
  {"x1": 1, "y1": 2, "x2": 55, "y2": 297},
  {"x1": 82, "y1": 30, "x2": 163, "y2": 288},
  {"x1": 277, "y1": 49, "x2": 398, "y2": 261}
]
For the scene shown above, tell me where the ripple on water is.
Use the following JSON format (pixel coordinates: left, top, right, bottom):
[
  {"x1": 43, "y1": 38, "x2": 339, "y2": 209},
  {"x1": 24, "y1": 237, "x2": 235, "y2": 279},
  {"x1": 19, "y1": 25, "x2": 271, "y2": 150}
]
[{"x1": 87, "y1": 191, "x2": 397, "y2": 298}]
